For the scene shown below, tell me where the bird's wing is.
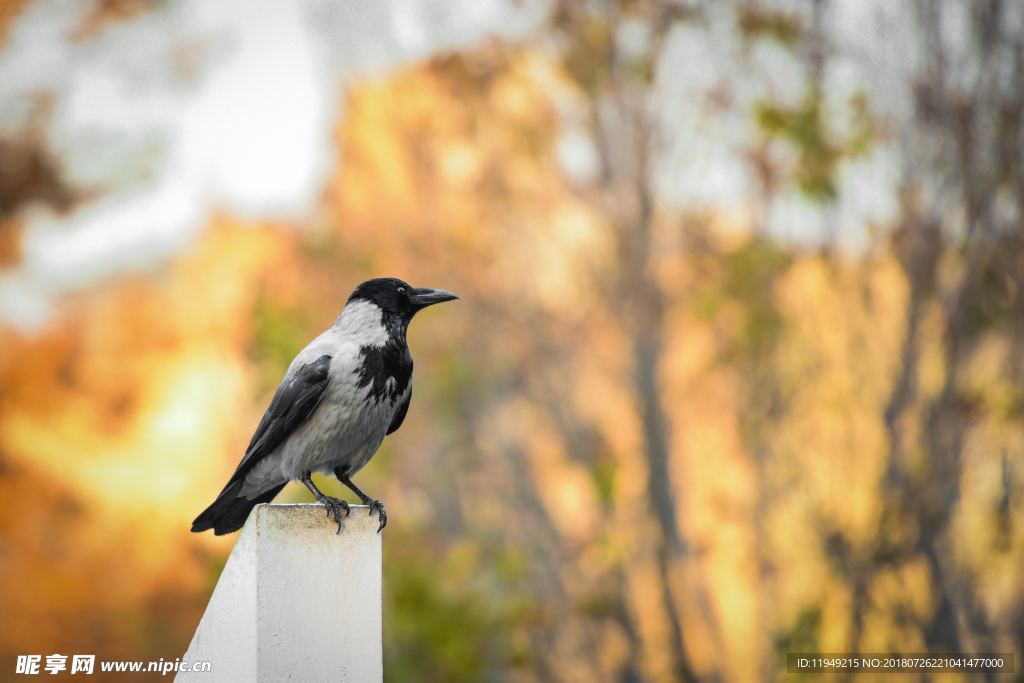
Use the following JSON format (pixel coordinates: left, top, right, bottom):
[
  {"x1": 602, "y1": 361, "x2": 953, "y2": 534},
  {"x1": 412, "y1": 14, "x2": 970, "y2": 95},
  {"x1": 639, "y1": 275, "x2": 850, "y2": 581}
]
[
  {"x1": 386, "y1": 387, "x2": 411, "y2": 435},
  {"x1": 227, "y1": 354, "x2": 332, "y2": 485}
]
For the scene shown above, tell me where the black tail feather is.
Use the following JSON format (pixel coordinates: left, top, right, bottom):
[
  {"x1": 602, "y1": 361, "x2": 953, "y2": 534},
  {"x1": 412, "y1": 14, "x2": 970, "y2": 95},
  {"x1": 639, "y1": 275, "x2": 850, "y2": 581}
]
[{"x1": 191, "y1": 480, "x2": 287, "y2": 535}]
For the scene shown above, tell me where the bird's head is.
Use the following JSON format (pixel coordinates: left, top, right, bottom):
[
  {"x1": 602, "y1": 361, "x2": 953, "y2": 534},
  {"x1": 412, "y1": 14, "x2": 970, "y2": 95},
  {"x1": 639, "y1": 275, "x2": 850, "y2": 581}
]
[{"x1": 347, "y1": 277, "x2": 458, "y2": 321}]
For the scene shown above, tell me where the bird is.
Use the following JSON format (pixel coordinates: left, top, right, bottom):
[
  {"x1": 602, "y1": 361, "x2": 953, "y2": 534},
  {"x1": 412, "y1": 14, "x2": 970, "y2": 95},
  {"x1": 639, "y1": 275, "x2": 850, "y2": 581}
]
[{"x1": 191, "y1": 277, "x2": 458, "y2": 535}]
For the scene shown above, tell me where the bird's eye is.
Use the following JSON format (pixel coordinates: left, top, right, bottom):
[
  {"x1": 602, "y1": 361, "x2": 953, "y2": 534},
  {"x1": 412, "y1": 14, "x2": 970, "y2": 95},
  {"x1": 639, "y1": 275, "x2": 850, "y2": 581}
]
[{"x1": 397, "y1": 287, "x2": 406, "y2": 295}]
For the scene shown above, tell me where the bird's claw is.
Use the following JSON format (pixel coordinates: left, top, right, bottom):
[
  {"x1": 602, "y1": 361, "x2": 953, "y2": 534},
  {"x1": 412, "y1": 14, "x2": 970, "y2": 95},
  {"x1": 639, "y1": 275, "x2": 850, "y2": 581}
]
[
  {"x1": 366, "y1": 500, "x2": 387, "y2": 533},
  {"x1": 315, "y1": 495, "x2": 350, "y2": 534}
]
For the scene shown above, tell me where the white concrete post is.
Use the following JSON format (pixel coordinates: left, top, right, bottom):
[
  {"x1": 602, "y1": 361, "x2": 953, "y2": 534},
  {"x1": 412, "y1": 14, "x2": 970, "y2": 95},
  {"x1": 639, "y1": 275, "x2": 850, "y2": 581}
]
[{"x1": 178, "y1": 504, "x2": 382, "y2": 682}]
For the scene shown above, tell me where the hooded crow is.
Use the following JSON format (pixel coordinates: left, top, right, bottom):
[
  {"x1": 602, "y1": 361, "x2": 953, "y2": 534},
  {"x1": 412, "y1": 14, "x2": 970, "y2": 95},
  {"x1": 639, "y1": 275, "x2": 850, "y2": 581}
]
[{"x1": 192, "y1": 277, "x2": 457, "y2": 535}]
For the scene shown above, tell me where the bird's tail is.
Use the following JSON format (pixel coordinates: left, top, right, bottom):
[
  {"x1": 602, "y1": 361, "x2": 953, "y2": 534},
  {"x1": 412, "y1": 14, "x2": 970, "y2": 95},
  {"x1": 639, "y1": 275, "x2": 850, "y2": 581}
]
[{"x1": 191, "y1": 479, "x2": 286, "y2": 535}]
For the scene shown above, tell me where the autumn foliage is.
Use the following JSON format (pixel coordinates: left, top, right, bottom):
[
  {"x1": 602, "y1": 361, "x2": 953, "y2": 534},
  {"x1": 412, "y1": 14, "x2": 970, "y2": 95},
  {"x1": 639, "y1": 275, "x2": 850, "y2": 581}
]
[{"x1": 2, "y1": 3, "x2": 1023, "y2": 682}]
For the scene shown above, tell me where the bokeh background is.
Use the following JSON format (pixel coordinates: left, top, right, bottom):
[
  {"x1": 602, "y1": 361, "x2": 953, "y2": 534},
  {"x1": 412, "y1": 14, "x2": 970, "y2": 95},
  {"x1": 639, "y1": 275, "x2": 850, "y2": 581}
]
[{"x1": 1, "y1": 1, "x2": 1023, "y2": 681}]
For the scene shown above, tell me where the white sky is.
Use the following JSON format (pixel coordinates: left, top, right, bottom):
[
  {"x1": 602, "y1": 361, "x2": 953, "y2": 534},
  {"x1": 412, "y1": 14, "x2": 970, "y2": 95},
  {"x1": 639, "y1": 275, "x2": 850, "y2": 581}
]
[
  {"x1": 0, "y1": 0, "x2": 543, "y2": 328},
  {"x1": 0, "y1": 0, "x2": 931, "y2": 328}
]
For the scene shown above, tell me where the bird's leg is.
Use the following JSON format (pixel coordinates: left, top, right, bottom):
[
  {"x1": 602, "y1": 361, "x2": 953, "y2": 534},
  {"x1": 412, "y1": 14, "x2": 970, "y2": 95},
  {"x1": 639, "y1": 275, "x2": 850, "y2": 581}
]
[
  {"x1": 301, "y1": 472, "x2": 349, "y2": 534},
  {"x1": 334, "y1": 469, "x2": 387, "y2": 532}
]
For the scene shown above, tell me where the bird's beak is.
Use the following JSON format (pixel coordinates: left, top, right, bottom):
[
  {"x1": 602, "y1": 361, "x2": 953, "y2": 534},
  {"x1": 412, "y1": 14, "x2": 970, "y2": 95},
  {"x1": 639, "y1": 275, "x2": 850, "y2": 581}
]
[{"x1": 410, "y1": 287, "x2": 459, "y2": 309}]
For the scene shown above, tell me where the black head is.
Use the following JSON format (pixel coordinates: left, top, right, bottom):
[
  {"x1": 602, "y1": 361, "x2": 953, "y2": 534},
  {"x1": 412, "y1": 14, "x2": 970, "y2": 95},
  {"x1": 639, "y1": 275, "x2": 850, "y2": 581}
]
[{"x1": 347, "y1": 277, "x2": 458, "y2": 319}]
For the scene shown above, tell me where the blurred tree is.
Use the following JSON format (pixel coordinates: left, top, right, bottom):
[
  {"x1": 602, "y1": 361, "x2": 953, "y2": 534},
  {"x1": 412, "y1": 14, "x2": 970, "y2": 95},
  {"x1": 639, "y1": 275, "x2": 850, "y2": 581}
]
[
  {"x1": 548, "y1": 1, "x2": 714, "y2": 679},
  {"x1": 2, "y1": 2, "x2": 1024, "y2": 682},
  {"x1": 877, "y1": 0, "x2": 1024, "y2": 662}
]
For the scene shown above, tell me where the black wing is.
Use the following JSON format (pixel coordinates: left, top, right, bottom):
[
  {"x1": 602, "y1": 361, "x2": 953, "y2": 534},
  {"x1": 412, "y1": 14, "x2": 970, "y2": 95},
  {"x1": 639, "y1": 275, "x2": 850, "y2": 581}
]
[
  {"x1": 386, "y1": 387, "x2": 411, "y2": 435},
  {"x1": 228, "y1": 354, "x2": 332, "y2": 485}
]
